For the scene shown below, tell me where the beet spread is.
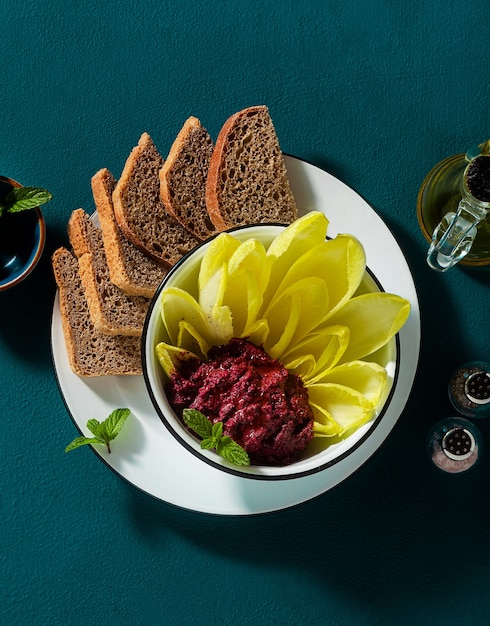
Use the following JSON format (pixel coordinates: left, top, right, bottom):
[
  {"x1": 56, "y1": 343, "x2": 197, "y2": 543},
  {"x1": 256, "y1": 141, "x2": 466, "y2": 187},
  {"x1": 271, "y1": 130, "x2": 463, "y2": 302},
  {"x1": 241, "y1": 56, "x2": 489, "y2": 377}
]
[{"x1": 166, "y1": 338, "x2": 314, "y2": 466}]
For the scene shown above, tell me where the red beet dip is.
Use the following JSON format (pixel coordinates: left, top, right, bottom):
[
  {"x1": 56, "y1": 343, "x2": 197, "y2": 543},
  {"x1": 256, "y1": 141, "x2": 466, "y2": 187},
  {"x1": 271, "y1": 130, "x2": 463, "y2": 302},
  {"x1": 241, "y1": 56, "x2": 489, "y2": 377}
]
[{"x1": 166, "y1": 338, "x2": 314, "y2": 466}]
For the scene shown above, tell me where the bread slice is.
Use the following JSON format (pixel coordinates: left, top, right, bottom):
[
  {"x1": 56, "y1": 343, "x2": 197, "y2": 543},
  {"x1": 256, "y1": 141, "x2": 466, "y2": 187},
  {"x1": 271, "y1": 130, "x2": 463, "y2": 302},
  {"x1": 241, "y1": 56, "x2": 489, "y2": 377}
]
[
  {"x1": 91, "y1": 168, "x2": 167, "y2": 298},
  {"x1": 159, "y1": 117, "x2": 218, "y2": 241},
  {"x1": 206, "y1": 105, "x2": 298, "y2": 230},
  {"x1": 52, "y1": 247, "x2": 142, "y2": 376},
  {"x1": 67, "y1": 208, "x2": 149, "y2": 337},
  {"x1": 112, "y1": 132, "x2": 199, "y2": 265}
]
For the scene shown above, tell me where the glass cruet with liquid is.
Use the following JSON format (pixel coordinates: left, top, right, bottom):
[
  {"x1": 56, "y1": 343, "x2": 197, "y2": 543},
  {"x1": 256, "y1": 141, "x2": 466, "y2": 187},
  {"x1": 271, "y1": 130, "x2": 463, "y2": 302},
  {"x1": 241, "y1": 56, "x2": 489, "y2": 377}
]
[{"x1": 417, "y1": 140, "x2": 490, "y2": 272}]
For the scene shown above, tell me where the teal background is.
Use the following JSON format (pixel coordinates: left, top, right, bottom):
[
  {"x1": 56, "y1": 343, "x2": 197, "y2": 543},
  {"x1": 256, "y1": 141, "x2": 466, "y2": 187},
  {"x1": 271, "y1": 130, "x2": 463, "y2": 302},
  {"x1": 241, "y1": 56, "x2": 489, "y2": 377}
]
[{"x1": 2, "y1": 1, "x2": 490, "y2": 624}]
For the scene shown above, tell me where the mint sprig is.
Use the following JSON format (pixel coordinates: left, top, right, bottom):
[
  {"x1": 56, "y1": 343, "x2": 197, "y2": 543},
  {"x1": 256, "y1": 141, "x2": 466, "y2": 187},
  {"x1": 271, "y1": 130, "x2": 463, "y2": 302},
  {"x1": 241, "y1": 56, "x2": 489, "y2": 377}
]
[
  {"x1": 65, "y1": 408, "x2": 130, "y2": 454},
  {"x1": 183, "y1": 408, "x2": 250, "y2": 466},
  {"x1": 0, "y1": 186, "x2": 52, "y2": 218}
]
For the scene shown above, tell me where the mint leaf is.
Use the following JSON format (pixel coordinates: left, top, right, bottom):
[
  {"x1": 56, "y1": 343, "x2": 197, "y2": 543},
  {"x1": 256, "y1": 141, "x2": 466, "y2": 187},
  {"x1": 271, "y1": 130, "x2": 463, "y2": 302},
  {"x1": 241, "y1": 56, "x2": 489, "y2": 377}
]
[
  {"x1": 183, "y1": 408, "x2": 213, "y2": 438},
  {"x1": 86, "y1": 418, "x2": 102, "y2": 437},
  {"x1": 219, "y1": 437, "x2": 251, "y2": 466},
  {"x1": 201, "y1": 437, "x2": 218, "y2": 450},
  {"x1": 211, "y1": 421, "x2": 223, "y2": 438},
  {"x1": 5, "y1": 187, "x2": 53, "y2": 213},
  {"x1": 65, "y1": 408, "x2": 130, "y2": 454},
  {"x1": 65, "y1": 436, "x2": 102, "y2": 453},
  {"x1": 182, "y1": 409, "x2": 250, "y2": 466},
  {"x1": 105, "y1": 408, "x2": 130, "y2": 440}
]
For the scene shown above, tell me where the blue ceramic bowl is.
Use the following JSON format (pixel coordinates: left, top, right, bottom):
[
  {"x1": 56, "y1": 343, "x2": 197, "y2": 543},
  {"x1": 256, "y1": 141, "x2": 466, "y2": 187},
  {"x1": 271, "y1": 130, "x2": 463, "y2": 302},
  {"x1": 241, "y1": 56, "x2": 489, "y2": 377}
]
[{"x1": 0, "y1": 176, "x2": 46, "y2": 292}]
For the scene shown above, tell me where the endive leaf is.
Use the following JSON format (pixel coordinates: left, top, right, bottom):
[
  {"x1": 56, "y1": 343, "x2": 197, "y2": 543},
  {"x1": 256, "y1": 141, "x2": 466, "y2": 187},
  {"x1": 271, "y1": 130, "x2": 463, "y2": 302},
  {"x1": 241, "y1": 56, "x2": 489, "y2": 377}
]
[
  {"x1": 262, "y1": 212, "x2": 329, "y2": 310},
  {"x1": 311, "y1": 360, "x2": 387, "y2": 405},
  {"x1": 198, "y1": 233, "x2": 241, "y2": 293},
  {"x1": 308, "y1": 383, "x2": 375, "y2": 437},
  {"x1": 155, "y1": 343, "x2": 199, "y2": 378},
  {"x1": 241, "y1": 318, "x2": 270, "y2": 346},
  {"x1": 320, "y1": 235, "x2": 366, "y2": 317},
  {"x1": 199, "y1": 233, "x2": 241, "y2": 319},
  {"x1": 327, "y1": 293, "x2": 410, "y2": 363},
  {"x1": 161, "y1": 287, "x2": 210, "y2": 347},
  {"x1": 264, "y1": 289, "x2": 301, "y2": 359},
  {"x1": 228, "y1": 238, "x2": 270, "y2": 293},
  {"x1": 224, "y1": 239, "x2": 272, "y2": 335},
  {"x1": 263, "y1": 278, "x2": 329, "y2": 359},
  {"x1": 281, "y1": 325, "x2": 350, "y2": 382},
  {"x1": 270, "y1": 234, "x2": 365, "y2": 320},
  {"x1": 208, "y1": 304, "x2": 234, "y2": 345},
  {"x1": 176, "y1": 321, "x2": 210, "y2": 358}
]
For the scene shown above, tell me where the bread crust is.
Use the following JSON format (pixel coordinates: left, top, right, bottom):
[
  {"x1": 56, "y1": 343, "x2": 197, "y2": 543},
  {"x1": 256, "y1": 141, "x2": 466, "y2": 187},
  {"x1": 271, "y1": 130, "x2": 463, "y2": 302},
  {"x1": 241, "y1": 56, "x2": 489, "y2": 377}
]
[
  {"x1": 206, "y1": 105, "x2": 297, "y2": 230},
  {"x1": 92, "y1": 168, "x2": 166, "y2": 298},
  {"x1": 68, "y1": 209, "x2": 149, "y2": 337},
  {"x1": 160, "y1": 117, "x2": 218, "y2": 241},
  {"x1": 113, "y1": 132, "x2": 199, "y2": 266},
  {"x1": 52, "y1": 247, "x2": 142, "y2": 376}
]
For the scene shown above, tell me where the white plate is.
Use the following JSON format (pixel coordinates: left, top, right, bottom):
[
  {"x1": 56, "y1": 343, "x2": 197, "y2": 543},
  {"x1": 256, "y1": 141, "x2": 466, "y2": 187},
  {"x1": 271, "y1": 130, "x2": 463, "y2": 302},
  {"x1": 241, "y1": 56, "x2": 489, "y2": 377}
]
[{"x1": 51, "y1": 156, "x2": 420, "y2": 516}]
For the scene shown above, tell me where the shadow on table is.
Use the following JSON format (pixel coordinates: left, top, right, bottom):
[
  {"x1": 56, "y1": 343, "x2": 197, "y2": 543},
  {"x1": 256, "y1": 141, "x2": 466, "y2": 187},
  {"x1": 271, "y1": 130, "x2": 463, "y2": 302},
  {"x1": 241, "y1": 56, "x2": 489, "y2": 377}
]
[{"x1": 124, "y1": 400, "x2": 490, "y2": 611}]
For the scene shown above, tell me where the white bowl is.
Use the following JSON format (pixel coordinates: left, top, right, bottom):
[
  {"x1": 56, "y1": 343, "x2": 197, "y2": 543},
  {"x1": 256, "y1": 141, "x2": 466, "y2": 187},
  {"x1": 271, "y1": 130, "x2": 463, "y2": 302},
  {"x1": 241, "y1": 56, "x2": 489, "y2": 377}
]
[{"x1": 142, "y1": 223, "x2": 398, "y2": 481}]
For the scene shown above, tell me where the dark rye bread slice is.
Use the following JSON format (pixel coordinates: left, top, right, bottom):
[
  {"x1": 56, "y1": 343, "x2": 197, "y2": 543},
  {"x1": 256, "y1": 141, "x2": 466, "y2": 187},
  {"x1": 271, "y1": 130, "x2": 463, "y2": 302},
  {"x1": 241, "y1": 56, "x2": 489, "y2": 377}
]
[
  {"x1": 52, "y1": 247, "x2": 142, "y2": 376},
  {"x1": 112, "y1": 132, "x2": 199, "y2": 266},
  {"x1": 159, "y1": 117, "x2": 218, "y2": 241},
  {"x1": 68, "y1": 209, "x2": 149, "y2": 337},
  {"x1": 92, "y1": 168, "x2": 167, "y2": 298},
  {"x1": 206, "y1": 105, "x2": 298, "y2": 230}
]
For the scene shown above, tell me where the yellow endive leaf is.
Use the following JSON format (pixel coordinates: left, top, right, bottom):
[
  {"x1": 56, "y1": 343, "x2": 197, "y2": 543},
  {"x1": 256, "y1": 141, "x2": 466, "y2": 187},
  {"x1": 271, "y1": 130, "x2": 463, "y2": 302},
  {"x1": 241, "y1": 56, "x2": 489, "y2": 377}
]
[
  {"x1": 267, "y1": 211, "x2": 329, "y2": 259},
  {"x1": 155, "y1": 343, "x2": 199, "y2": 378},
  {"x1": 198, "y1": 234, "x2": 241, "y2": 326},
  {"x1": 221, "y1": 268, "x2": 258, "y2": 337},
  {"x1": 270, "y1": 234, "x2": 365, "y2": 320},
  {"x1": 282, "y1": 353, "x2": 317, "y2": 380},
  {"x1": 209, "y1": 306, "x2": 234, "y2": 345},
  {"x1": 281, "y1": 325, "x2": 350, "y2": 382},
  {"x1": 198, "y1": 233, "x2": 241, "y2": 293},
  {"x1": 176, "y1": 321, "x2": 210, "y2": 359},
  {"x1": 224, "y1": 239, "x2": 271, "y2": 336},
  {"x1": 310, "y1": 361, "x2": 387, "y2": 405},
  {"x1": 263, "y1": 277, "x2": 329, "y2": 359},
  {"x1": 264, "y1": 289, "x2": 301, "y2": 359},
  {"x1": 320, "y1": 235, "x2": 366, "y2": 317},
  {"x1": 160, "y1": 287, "x2": 232, "y2": 354},
  {"x1": 241, "y1": 318, "x2": 270, "y2": 346},
  {"x1": 327, "y1": 293, "x2": 410, "y2": 363},
  {"x1": 228, "y1": 238, "x2": 270, "y2": 293},
  {"x1": 309, "y1": 403, "x2": 342, "y2": 436},
  {"x1": 161, "y1": 287, "x2": 210, "y2": 346},
  {"x1": 262, "y1": 212, "x2": 329, "y2": 309},
  {"x1": 308, "y1": 383, "x2": 375, "y2": 437}
]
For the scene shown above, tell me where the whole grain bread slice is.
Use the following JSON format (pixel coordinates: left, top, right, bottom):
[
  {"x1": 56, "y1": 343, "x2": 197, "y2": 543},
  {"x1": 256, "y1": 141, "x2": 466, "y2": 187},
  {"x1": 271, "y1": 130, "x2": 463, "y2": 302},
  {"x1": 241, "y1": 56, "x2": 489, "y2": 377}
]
[
  {"x1": 159, "y1": 117, "x2": 218, "y2": 241},
  {"x1": 206, "y1": 105, "x2": 298, "y2": 230},
  {"x1": 68, "y1": 208, "x2": 149, "y2": 337},
  {"x1": 112, "y1": 132, "x2": 199, "y2": 265},
  {"x1": 52, "y1": 247, "x2": 142, "y2": 376},
  {"x1": 91, "y1": 168, "x2": 167, "y2": 298}
]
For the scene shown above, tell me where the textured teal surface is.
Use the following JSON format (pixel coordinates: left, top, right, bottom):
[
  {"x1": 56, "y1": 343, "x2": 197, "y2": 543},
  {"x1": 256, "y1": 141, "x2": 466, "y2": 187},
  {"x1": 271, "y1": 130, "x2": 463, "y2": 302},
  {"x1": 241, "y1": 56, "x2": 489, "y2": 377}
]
[{"x1": 2, "y1": 1, "x2": 490, "y2": 624}]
